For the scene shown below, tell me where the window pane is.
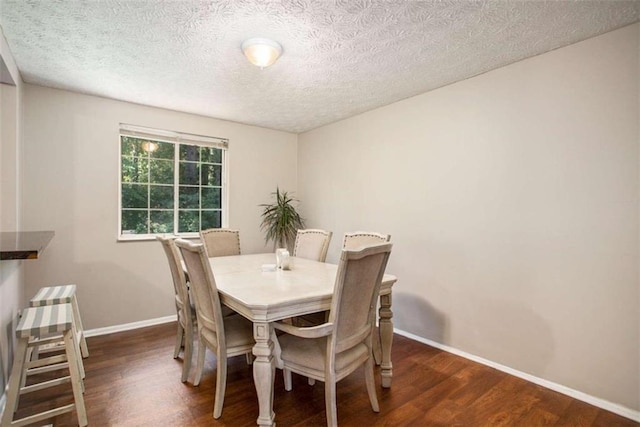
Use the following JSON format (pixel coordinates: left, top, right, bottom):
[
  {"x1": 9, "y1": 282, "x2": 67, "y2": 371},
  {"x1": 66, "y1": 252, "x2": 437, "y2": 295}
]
[
  {"x1": 151, "y1": 141, "x2": 174, "y2": 160},
  {"x1": 150, "y1": 159, "x2": 174, "y2": 184},
  {"x1": 180, "y1": 145, "x2": 200, "y2": 162},
  {"x1": 201, "y1": 187, "x2": 221, "y2": 209},
  {"x1": 201, "y1": 147, "x2": 222, "y2": 163},
  {"x1": 122, "y1": 210, "x2": 148, "y2": 234},
  {"x1": 121, "y1": 136, "x2": 143, "y2": 157},
  {"x1": 150, "y1": 185, "x2": 174, "y2": 209},
  {"x1": 179, "y1": 210, "x2": 199, "y2": 233},
  {"x1": 201, "y1": 210, "x2": 221, "y2": 230},
  {"x1": 122, "y1": 184, "x2": 148, "y2": 208},
  {"x1": 120, "y1": 130, "x2": 227, "y2": 238},
  {"x1": 201, "y1": 164, "x2": 221, "y2": 186},
  {"x1": 121, "y1": 157, "x2": 149, "y2": 183},
  {"x1": 180, "y1": 162, "x2": 200, "y2": 185},
  {"x1": 179, "y1": 186, "x2": 199, "y2": 209},
  {"x1": 150, "y1": 210, "x2": 174, "y2": 233}
]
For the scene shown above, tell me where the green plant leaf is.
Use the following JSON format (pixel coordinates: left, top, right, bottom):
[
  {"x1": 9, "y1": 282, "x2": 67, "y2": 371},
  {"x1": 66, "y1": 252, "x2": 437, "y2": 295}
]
[{"x1": 259, "y1": 187, "x2": 305, "y2": 250}]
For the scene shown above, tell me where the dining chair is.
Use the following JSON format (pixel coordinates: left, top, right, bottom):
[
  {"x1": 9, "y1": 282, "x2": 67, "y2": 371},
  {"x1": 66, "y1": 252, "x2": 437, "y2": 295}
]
[
  {"x1": 157, "y1": 235, "x2": 196, "y2": 383},
  {"x1": 293, "y1": 229, "x2": 333, "y2": 262},
  {"x1": 342, "y1": 231, "x2": 391, "y2": 364},
  {"x1": 342, "y1": 231, "x2": 391, "y2": 250},
  {"x1": 290, "y1": 229, "x2": 333, "y2": 327},
  {"x1": 273, "y1": 242, "x2": 393, "y2": 427},
  {"x1": 175, "y1": 238, "x2": 255, "y2": 419},
  {"x1": 199, "y1": 228, "x2": 241, "y2": 257}
]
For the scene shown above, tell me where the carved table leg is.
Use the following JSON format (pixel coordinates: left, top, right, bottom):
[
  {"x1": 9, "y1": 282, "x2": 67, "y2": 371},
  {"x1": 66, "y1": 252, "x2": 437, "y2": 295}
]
[
  {"x1": 253, "y1": 322, "x2": 276, "y2": 426},
  {"x1": 379, "y1": 292, "x2": 393, "y2": 388}
]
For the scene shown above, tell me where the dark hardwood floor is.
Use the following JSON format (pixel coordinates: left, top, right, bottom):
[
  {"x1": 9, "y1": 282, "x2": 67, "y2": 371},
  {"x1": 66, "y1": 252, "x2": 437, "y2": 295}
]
[{"x1": 13, "y1": 322, "x2": 638, "y2": 426}]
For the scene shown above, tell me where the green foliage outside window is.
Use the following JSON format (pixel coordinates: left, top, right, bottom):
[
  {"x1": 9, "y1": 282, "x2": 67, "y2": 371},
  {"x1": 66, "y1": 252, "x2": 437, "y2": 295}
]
[{"x1": 120, "y1": 136, "x2": 224, "y2": 237}]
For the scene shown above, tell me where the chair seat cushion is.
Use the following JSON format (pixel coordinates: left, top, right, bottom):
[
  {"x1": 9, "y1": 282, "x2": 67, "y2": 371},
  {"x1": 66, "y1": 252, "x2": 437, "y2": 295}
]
[
  {"x1": 30, "y1": 284, "x2": 76, "y2": 306},
  {"x1": 17, "y1": 304, "x2": 73, "y2": 338},
  {"x1": 293, "y1": 311, "x2": 328, "y2": 327},
  {"x1": 224, "y1": 315, "x2": 254, "y2": 348},
  {"x1": 200, "y1": 314, "x2": 254, "y2": 349},
  {"x1": 278, "y1": 334, "x2": 368, "y2": 374}
]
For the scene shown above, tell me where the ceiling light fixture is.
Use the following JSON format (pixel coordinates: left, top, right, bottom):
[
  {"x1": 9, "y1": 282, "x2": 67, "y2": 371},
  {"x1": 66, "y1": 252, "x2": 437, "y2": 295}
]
[{"x1": 242, "y1": 38, "x2": 282, "y2": 68}]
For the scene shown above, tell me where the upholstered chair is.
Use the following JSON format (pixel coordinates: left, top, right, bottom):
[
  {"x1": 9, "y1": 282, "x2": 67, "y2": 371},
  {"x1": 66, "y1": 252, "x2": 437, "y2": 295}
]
[
  {"x1": 200, "y1": 228, "x2": 241, "y2": 257},
  {"x1": 342, "y1": 231, "x2": 391, "y2": 363},
  {"x1": 273, "y1": 243, "x2": 393, "y2": 427},
  {"x1": 342, "y1": 231, "x2": 390, "y2": 250},
  {"x1": 157, "y1": 235, "x2": 196, "y2": 382},
  {"x1": 175, "y1": 239, "x2": 254, "y2": 419},
  {"x1": 293, "y1": 229, "x2": 333, "y2": 262}
]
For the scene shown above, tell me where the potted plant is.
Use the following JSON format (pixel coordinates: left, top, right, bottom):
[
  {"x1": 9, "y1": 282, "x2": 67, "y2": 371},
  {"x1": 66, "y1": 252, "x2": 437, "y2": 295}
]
[{"x1": 259, "y1": 187, "x2": 305, "y2": 251}]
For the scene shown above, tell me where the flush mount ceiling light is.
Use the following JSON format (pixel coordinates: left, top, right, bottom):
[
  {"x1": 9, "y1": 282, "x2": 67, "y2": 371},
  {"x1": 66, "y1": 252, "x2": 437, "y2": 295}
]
[{"x1": 242, "y1": 38, "x2": 282, "y2": 68}]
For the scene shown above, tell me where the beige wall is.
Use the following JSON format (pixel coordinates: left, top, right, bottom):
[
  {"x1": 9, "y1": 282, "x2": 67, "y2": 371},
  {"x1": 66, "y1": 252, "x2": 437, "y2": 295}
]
[
  {"x1": 21, "y1": 85, "x2": 298, "y2": 330},
  {"x1": 4, "y1": 18, "x2": 638, "y2": 417},
  {"x1": 0, "y1": 28, "x2": 23, "y2": 399},
  {"x1": 298, "y1": 24, "x2": 639, "y2": 411}
]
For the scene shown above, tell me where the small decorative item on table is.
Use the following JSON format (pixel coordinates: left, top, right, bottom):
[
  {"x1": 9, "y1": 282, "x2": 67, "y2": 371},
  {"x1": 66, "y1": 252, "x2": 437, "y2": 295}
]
[{"x1": 276, "y1": 248, "x2": 291, "y2": 270}]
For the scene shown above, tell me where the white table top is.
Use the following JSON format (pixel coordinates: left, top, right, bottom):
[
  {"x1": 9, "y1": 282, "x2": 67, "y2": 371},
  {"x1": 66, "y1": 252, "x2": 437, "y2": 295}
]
[{"x1": 210, "y1": 253, "x2": 396, "y2": 322}]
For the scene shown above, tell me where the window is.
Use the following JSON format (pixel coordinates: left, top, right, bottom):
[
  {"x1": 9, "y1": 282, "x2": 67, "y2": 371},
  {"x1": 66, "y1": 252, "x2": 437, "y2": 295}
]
[{"x1": 119, "y1": 124, "x2": 228, "y2": 240}]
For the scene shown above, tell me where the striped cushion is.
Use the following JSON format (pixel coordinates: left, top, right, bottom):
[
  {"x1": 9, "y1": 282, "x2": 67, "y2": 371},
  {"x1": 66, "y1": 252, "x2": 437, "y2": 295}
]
[
  {"x1": 30, "y1": 284, "x2": 76, "y2": 306},
  {"x1": 16, "y1": 304, "x2": 73, "y2": 338}
]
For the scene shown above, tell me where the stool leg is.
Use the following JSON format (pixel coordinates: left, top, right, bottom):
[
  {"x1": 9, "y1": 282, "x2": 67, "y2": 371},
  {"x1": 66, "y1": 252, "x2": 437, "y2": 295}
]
[
  {"x1": 19, "y1": 341, "x2": 34, "y2": 391},
  {"x1": 2, "y1": 338, "x2": 28, "y2": 425},
  {"x1": 71, "y1": 295, "x2": 89, "y2": 358},
  {"x1": 70, "y1": 327, "x2": 86, "y2": 390},
  {"x1": 64, "y1": 329, "x2": 87, "y2": 426}
]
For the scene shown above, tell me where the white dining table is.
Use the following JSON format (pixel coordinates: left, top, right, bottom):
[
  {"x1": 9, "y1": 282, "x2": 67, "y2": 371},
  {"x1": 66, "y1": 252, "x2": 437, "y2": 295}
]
[{"x1": 209, "y1": 253, "x2": 397, "y2": 427}]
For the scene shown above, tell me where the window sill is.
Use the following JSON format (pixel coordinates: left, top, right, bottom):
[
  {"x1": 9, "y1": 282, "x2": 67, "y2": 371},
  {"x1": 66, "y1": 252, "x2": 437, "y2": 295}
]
[{"x1": 117, "y1": 233, "x2": 200, "y2": 242}]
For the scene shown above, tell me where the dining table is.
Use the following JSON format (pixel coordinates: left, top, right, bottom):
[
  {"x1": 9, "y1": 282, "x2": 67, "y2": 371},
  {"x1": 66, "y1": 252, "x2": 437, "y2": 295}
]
[{"x1": 209, "y1": 253, "x2": 397, "y2": 427}]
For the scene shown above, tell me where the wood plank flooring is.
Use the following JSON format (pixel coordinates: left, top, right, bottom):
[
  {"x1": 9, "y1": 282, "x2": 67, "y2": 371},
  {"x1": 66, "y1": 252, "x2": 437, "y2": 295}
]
[{"x1": 12, "y1": 322, "x2": 638, "y2": 426}]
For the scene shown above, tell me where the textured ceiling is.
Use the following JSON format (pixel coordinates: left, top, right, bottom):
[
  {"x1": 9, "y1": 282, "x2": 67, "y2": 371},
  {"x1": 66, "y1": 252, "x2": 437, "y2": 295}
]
[{"x1": 0, "y1": 0, "x2": 638, "y2": 133}]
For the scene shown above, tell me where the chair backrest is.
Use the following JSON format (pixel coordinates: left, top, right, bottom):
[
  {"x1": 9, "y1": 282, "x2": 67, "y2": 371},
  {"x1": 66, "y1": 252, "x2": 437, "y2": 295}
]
[
  {"x1": 328, "y1": 243, "x2": 392, "y2": 355},
  {"x1": 200, "y1": 228, "x2": 241, "y2": 257},
  {"x1": 156, "y1": 235, "x2": 191, "y2": 318},
  {"x1": 342, "y1": 231, "x2": 391, "y2": 251},
  {"x1": 175, "y1": 239, "x2": 225, "y2": 348},
  {"x1": 293, "y1": 229, "x2": 333, "y2": 262}
]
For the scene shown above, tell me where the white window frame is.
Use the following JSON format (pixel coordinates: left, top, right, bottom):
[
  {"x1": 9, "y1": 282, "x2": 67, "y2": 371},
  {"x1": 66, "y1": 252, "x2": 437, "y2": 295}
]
[{"x1": 118, "y1": 124, "x2": 229, "y2": 241}]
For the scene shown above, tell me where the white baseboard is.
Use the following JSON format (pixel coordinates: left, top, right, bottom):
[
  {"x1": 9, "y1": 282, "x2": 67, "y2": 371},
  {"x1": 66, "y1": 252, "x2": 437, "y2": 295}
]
[
  {"x1": 81, "y1": 316, "x2": 638, "y2": 422},
  {"x1": 394, "y1": 328, "x2": 640, "y2": 423},
  {"x1": 84, "y1": 314, "x2": 176, "y2": 338}
]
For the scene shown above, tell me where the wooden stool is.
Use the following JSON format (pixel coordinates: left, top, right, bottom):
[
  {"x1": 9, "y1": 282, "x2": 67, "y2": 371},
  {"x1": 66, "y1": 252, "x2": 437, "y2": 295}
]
[
  {"x1": 30, "y1": 284, "x2": 89, "y2": 358},
  {"x1": 1, "y1": 304, "x2": 87, "y2": 427}
]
